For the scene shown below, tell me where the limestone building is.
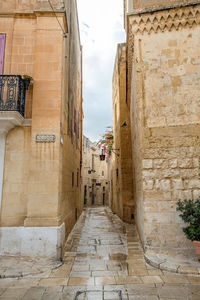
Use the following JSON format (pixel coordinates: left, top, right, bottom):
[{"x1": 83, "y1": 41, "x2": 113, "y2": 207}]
[
  {"x1": 112, "y1": 0, "x2": 200, "y2": 259},
  {"x1": 112, "y1": 44, "x2": 135, "y2": 223},
  {"x1": 83, "y1": 136, "x2": 109, "y2": 207},
  {"x1": 0, "y1": 0, "x2": 83, "y2": 260}
]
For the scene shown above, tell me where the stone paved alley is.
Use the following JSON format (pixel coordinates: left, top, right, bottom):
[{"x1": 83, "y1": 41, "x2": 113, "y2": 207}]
[{"x1": 0, "y1": 207, "x2": 200, "y2": 299}]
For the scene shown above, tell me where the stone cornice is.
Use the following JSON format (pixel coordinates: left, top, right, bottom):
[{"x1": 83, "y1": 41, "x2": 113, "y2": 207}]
[
  {"x1": 129, "y1": 3, "x2": 200, "y2": 35},
  {"x1": 0, "y1": 9, "x2": 66, "y2": 17},
  {"x1": 0, "y1": 9, "x2": 68, "y2": 33},
  {"x1": 127, "y1": 1, "x2": 200, "y2": 16}
]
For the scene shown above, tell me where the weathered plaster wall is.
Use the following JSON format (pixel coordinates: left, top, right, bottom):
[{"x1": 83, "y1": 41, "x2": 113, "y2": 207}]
[{"x1": 129, "y1": 4, "x2": 200, "y2": 257}]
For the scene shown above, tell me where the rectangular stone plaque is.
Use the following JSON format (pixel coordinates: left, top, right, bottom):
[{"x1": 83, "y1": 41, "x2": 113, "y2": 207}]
[{"x1": 36, "y1": 134, "x2": 56, "y2": 143}]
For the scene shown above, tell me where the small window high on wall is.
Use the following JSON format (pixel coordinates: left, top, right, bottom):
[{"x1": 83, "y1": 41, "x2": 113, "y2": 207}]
[{"x1": 0, "y1": 34, "x2": 6, "y2": 75}]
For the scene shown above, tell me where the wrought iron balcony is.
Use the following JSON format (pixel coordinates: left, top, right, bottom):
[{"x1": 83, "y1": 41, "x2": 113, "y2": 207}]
[{"x1": 0, "y1": 75, "x2": 30, "y2": 118}]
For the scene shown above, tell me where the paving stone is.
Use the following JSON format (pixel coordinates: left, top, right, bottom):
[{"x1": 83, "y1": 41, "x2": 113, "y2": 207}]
[
  {"x1": 12, "y1": 278, "x2": 41, "y2": 288},
  {"x1": 22, "y1": 287, "x2": 45, "y2": 300},
  {"x1": 0, "y1": 257, "x2": 61, "y2": 279},
  {"x1": 92, "y1": 271, "x2": 117, "y2": 277},
  {"x1": 0, "y1": 297, "x2": 19, "y2": 300},
  {"x1": 0, "y1": 279, "x2": 17, "y2": 288},
  {"x1": 85, "y1": 291, "x2": 103, "y2": 300},
  {"x1": 68, "y1": 277, "x2": 94, "y2": 286},
  {"x1": 95, "y1": 276, "x2": 116, "y2": 285},
  {"x1": 39, "y1": 278, "x2": 68, "y2": 287},
  {"x1": 191, "y1": 284, "x2": 200, "y2": 294},
  {"x1": 157, "y1": 285, "x2": 190, "y2": 299},
  {"x1": 0, "y1": 287, "x2": 28, "y2": 298},
  {"x1": 72, "y1": 265, "x2": 90, "y2": 272},
  {"x1": 147, "y1": 269, "x2": 163, "y2": 276},
  {"x1": 161, "y1": 274, "x2": 190, "y2": 284},
  {"x1": 141, "y1": 276, "x2": 163, "y2": 284},
  {"x1": 70, "y1": 271, "x2": 92, "y2": 278},
  {"x1": 187, "y1": 276, "x2": 200, "y2": 284},
  {"x1": 179, "y1": 267, "x2": 199, "y2": 275},
  {"x1": 104, "y1": 291, "x2": 122, "y2": 299},
  {"x1": 41, "y1": 286, "x2": 63, "y2": 300},
  {"x1": 0, "y1": 289, "x2": 6, "y2": 296},
  {"x1": 50, "y1": 264, "x2": 72, "y2": 278},
  {"x1": 128, "y1": 296, "x2": 159, "y2": 300},
  {"x1": 0, "y1": 207, "x2": 199, "y2": 299},
  {"x1": 115, "y1": 276, "x2": 142, "y2": 284},
  {"x1": 191, "y1": 295, "x2": 200, "y2": 300},
  {"x1": 126, "y1": 284, "x2": 157, "y2": 295},
  {"x1": 62, "y1": 286, "x2": 85, "y2": 299}
]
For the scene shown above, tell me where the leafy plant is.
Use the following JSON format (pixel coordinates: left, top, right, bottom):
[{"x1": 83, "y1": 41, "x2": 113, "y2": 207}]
[
  {"x1": 22, "y1": 75, "x2": 34, "y2": 81},
  {"x1": 97, "y1": 127, "x2": 113, "y2": 159},
  {"x1": 176, "y1": 199, "x2": 200, "y2": 241}
]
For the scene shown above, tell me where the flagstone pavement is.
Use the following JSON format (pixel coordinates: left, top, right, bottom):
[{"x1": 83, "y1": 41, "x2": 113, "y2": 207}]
[{"x1": 0, "y1": 207, "x2": 200, "y2": 299}]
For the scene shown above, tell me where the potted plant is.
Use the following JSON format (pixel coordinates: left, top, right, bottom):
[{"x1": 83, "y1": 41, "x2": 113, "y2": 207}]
[
  {"x1": 177, "y1": 199, "x2": 200, "y2": 260},
  {"x1": 22, "y1": 75, "x2": 33, "y2": 90},
  {"x1": 98, "y1": 127, "x2": 113, "y2": 160}
]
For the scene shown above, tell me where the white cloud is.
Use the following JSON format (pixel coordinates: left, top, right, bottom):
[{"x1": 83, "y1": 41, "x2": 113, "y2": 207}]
[{"x1": 77, "y1": 0, "x2": 125, "y2": 142}]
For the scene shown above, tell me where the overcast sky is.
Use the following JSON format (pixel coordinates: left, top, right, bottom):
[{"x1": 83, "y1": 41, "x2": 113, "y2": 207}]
[{"x1": 77, "y1": 0, "x2": 125, "y2": 142}]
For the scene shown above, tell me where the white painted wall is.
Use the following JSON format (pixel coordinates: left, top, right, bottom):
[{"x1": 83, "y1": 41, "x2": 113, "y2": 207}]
[{"x1": 0, "y1": 223, "x2": 65, "y2": 260}]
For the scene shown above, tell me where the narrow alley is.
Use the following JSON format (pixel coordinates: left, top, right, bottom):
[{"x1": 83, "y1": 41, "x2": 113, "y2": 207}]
[{"x1": 0, "y1": 207, "x2": 200, "y2": 299}]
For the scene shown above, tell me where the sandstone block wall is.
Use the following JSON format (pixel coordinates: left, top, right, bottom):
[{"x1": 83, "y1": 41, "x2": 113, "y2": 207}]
[
  {"x1": 127, "y1": 0, "x2": 200, "y2": 12},
  {"x1": 112, "y1": 44, "x2": 135, "y2": 223},
  {"x1": 0, "y1": 0, "x2": 83, "y2": 242},
  {"x1": 0, "y1": 0, "x2": 65, "y2": 11},
  {"x1": 59, "y1": 0, "x2": 83, "y2": 238},
  {"x1": 128, "y1": 3, "x2": 200, "y2": 257}
]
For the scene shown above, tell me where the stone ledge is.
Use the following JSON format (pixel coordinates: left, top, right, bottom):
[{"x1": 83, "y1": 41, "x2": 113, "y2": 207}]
[{"x1": 145, "y1": 252, "x2": 200, "y2": 275}]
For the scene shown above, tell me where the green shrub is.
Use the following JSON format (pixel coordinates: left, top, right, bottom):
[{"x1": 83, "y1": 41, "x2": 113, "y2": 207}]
[{"x1": 176, "y1": 199, "x2": 200, "y2": 241}]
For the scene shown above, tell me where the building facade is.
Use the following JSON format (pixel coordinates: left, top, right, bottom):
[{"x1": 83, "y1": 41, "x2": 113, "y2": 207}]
[
  {"x1": 0, "y1": 0, "x2": 83, "y2": 260},
  {"x1": 112, "y1": 0, "x2": 200, "y2": 259},
  {"x1": 112, "y1": 44, "x2": 135, "y2": 223},
  {"x1": 83, "y1": 136, "x2": 109, "y2": 207}
]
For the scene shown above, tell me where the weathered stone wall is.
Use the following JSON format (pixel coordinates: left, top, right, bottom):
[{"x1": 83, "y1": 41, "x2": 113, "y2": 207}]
[
  {"x1": 128, "y1": 0, "x2": 200, "y2": 12},
  {"x1": 112, "y1": 49, "x2": 123, "y2": 219},
  {"x1": 59, "y1": 0, "x2": 83, "y2": 238},
  {"x1": 112, "y1": 44, "x2": 134, "y2": 223},
  {"x1": 129, "y1": 3, "x2": 200, "y2": 257},
  {"x1": 0, "y1": 0, "x2": 65, "y2": 11}
]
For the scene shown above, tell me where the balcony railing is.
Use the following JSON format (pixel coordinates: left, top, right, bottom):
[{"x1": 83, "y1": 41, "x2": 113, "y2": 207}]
[{"x1": 0, "y1": 75, "x2": 30, "y2": 118}]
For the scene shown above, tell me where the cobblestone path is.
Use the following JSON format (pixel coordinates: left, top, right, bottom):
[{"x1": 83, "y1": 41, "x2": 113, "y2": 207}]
[{"x1": 0, "y1": 207, "x2": 200, "y2": 299}]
